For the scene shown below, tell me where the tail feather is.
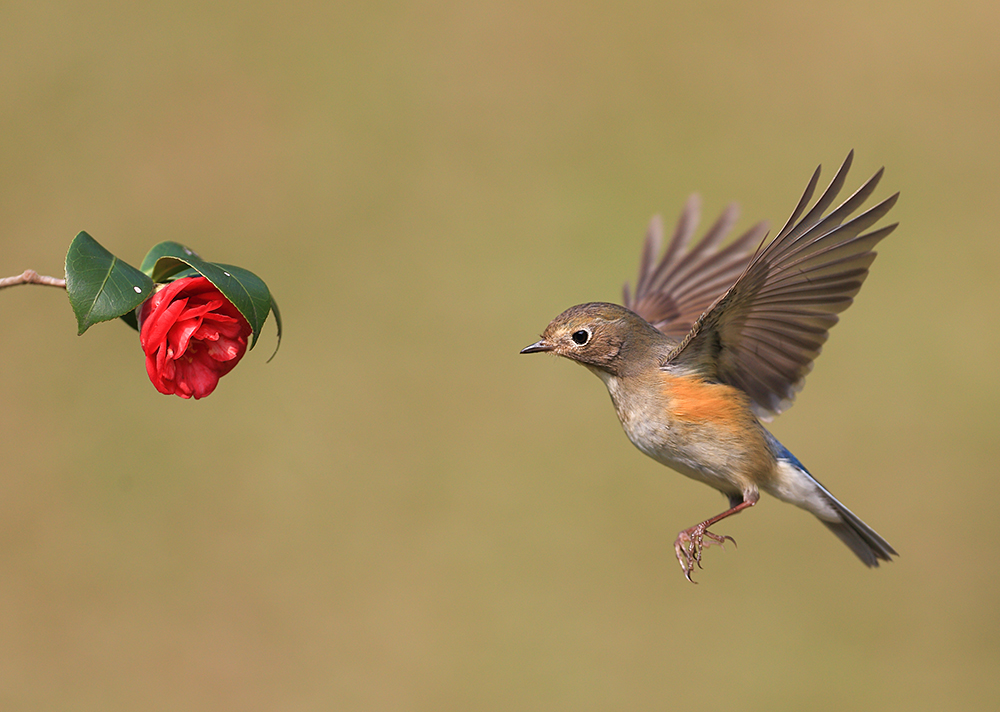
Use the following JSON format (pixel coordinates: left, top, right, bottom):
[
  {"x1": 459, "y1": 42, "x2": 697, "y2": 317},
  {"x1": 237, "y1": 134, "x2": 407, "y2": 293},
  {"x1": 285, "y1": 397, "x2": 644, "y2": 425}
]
[
  {"x1": 764, "y1": 431, "x2": 897, "y2": 566},
  {"x1": 818, "y1": 495, "x2": 898, "y2": 567}
]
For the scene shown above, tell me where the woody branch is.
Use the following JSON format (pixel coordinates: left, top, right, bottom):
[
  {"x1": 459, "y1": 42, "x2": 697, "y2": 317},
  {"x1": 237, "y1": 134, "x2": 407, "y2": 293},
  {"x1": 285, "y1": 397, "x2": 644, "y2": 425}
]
[{"x1": 0, "y1": 269, "x2": 66, "y2": 290}]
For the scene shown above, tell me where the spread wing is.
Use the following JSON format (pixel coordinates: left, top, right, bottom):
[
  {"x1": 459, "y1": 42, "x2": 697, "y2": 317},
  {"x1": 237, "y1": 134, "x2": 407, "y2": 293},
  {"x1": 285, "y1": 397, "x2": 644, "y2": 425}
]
[
  {"x1": 623, "y1": 196, "x2": 767, "y2": 338},
  {"x1": 667, "y1": 151, "x2": 899, "y2": 420}
]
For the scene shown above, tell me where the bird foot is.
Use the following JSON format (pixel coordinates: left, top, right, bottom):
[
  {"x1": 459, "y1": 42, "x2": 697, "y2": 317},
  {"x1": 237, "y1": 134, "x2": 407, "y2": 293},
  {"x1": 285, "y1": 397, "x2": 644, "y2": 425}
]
[{"x1": 674, "y1": 523, "x2": 736, "y2": 583}]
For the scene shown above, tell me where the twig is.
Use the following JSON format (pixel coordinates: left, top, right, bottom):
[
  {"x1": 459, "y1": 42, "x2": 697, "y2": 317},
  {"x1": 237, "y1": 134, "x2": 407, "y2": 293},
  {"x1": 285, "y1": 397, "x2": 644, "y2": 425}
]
[{"x1": 0, "y1": 269, "x2": 66, "y2": 290}]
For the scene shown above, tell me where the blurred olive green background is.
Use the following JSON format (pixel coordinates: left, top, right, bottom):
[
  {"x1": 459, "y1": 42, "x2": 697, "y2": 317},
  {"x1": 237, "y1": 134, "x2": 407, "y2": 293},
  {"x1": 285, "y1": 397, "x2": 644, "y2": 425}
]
[{"x1": 2, "y1": 1, "x2": 998, "y2": 710}]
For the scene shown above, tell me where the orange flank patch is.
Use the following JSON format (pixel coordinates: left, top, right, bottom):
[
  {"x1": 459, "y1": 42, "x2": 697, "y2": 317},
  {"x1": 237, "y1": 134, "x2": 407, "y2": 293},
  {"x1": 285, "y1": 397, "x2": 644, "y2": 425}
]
[{"x1": 661, "y1": 374, "x2": 750, "y2": 431}]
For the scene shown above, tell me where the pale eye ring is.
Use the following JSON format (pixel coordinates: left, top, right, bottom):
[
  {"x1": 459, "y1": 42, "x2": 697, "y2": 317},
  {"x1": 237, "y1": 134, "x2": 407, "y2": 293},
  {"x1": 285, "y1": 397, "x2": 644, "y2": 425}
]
[{"x1": 571, "y1": 329, "x2": 590, "y2": 345}]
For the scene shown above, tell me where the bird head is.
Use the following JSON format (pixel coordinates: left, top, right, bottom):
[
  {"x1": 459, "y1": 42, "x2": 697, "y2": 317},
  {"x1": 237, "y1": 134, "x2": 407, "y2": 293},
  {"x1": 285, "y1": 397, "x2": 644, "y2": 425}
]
[{"x1": 520, "y1": 302, "x2": 665, "y2": 377}]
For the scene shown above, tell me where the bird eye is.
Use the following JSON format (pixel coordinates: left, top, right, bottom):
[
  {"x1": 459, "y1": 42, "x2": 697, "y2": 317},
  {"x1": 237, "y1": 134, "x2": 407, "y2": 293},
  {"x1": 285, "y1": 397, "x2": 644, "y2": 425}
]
[{"x1": 571, "y1": 329, "x2": 590, "y2": 345}]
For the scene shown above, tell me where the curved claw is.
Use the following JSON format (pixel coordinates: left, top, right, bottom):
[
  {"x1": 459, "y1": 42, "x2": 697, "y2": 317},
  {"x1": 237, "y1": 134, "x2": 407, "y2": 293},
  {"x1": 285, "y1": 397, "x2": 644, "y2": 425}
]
[
  {"x1": 674, "y1": 525, "x2": 736, "y2": 583},
  {"x1": 671, "y1": 497, "x2": 755, "y2": 582}
]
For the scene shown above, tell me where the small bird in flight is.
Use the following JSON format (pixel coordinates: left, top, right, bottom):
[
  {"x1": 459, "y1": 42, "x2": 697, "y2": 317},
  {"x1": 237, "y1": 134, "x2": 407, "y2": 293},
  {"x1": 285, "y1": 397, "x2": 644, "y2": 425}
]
[{"x1": 522, "y1": 152, "x2": 898, "y2": 581}]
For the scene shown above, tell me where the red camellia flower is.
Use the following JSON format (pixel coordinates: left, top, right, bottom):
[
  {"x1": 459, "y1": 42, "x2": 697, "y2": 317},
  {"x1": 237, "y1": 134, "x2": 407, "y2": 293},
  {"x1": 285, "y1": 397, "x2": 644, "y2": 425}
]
[{"x1": 137, "y1": 276, "x2": 252, "y2": 399}]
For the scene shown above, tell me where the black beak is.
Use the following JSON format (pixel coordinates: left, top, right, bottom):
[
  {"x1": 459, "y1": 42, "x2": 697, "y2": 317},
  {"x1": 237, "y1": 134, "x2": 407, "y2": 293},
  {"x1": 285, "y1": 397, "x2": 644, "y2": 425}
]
[{"x1": 520, "y1": 340, "x2": 553, "y2": 354}]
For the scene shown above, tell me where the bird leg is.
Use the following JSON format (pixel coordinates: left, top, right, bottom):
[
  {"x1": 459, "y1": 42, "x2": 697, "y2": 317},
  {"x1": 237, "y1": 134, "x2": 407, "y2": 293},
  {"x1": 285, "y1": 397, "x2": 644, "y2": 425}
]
[{"x1": 675, "y1": 494, "x2": 758, "y2": 583}]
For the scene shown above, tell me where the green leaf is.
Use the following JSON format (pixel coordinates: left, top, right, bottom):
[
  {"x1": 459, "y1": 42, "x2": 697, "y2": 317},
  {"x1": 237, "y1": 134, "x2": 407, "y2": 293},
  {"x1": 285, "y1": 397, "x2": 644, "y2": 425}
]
[
  {"x1": 140, "y1": 241, "x2": 280, "y2": 353},
  {"x1": 119, "y1": 309, "x2": 139, "y2": 331},
  {"x1": 65, "y1": 232, "x2": 154, "y2": 335},
  {"x1": 265, "y1": 294, "x2": 283, "y2": 362},
  {"x1": 139, "y1": 241, "x2": 202, "y2": 282}
]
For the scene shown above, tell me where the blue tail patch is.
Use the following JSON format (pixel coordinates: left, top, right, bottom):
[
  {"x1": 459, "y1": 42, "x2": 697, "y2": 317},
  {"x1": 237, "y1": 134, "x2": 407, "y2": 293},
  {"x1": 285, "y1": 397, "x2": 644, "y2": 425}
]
[{"x1": 763, "y1": 430, "x2": 810, "y2": 474}]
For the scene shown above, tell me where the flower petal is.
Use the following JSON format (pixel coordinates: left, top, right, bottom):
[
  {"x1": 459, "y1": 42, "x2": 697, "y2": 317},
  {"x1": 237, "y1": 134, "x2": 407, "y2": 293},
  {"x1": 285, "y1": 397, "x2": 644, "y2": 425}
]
[{"x1": 137, "y1": 276, "x2": 252, "y2": 398}]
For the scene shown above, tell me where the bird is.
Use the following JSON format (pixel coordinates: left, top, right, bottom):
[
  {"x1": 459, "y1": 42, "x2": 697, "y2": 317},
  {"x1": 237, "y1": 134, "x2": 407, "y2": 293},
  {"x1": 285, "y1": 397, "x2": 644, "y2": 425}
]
[{"x1": 521, "y1": 151, "x2": 898, "y2": 582}]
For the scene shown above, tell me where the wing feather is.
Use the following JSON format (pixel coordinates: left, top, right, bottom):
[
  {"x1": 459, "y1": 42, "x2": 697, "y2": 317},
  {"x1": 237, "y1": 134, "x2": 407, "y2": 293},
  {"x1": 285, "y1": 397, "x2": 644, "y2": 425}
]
[
  {"x1": 624, "y1": 196, "x2": 764, "y2": 338},
  {"x1": 666, "y1": 151, "x2": 898, "y2": 419}
]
